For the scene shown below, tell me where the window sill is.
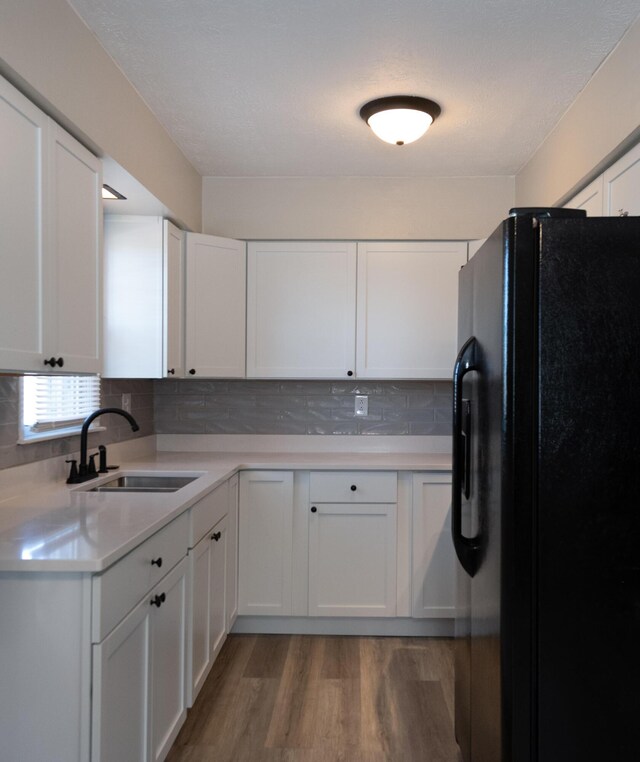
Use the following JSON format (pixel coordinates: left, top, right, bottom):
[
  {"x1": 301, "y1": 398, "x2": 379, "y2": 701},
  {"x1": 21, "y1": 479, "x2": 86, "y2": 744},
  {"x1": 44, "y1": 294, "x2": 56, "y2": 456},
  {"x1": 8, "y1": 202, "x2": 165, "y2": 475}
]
[{"x1": 18, "y1": 425, "x2": 106, "y2": 446}]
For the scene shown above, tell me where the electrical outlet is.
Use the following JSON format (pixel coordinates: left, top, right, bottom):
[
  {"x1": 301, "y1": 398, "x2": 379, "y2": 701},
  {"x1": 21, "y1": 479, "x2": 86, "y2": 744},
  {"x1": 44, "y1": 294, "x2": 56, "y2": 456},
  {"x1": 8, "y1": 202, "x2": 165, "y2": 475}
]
[
  {"x1": 121, "y1": 393, "x2": 132, "y2": 413},
  {"x1": 354, "y1": 395, "x2": 368, "y2": 416}
]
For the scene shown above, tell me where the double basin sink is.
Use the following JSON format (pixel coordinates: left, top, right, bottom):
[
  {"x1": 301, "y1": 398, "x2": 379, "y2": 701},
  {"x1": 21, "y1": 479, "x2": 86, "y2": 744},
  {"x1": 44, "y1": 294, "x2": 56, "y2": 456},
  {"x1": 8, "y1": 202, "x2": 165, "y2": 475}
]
[{"x1": 85, "y1": 473, "x2": 201, "y2": 493}]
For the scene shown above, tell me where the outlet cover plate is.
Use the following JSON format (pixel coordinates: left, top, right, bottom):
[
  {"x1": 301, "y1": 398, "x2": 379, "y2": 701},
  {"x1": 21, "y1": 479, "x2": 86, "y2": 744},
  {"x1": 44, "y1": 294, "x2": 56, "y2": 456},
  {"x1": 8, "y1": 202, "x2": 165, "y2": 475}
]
[{"x1": 354, "y1": 395, "x2": 368, "y2": 416}]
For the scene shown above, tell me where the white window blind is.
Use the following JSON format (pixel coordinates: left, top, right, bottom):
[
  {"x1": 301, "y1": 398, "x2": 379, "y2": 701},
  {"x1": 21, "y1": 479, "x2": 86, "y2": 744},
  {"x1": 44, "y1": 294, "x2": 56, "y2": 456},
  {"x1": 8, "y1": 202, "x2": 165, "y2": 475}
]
[{"x1": 22, "y1": 375, "x2": 101, "y2": 434}]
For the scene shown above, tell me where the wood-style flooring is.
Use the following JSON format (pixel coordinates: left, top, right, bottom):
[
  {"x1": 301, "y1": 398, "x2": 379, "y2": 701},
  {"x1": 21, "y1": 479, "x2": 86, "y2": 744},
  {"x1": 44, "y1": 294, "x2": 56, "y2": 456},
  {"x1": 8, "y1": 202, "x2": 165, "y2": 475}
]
[{"x1": 167, "y1": 634, "x2": 462, "y2": 762}]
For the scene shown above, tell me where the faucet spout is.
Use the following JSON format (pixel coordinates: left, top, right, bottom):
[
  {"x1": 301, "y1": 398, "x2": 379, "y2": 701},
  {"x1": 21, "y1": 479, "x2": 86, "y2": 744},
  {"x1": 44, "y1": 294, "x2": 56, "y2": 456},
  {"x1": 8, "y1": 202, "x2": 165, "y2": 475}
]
[{"x1": 68, "y1": 407, "x2": 140, "y2": 484}]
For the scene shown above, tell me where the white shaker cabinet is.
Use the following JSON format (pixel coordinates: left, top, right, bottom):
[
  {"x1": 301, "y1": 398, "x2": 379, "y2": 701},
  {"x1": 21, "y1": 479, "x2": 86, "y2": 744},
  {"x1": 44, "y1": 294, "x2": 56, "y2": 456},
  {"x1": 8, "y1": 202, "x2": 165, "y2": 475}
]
[
  {"x1": 411, "y1": 472, "x2": 456, "y2": 619},
  {"x1": 185, "y1": 233, "x2": 246, "y2": 378},
  {"x1": 92, "y1": 557, "x2": 188, "y2": 762},
  {"x1": 103, "y1": 216, "x2": 184, "y2": 378},
  {"x1": 226, "y1": 474, "x2": 239, "y2": 631},
  {"x1": 187, "y1": 514, "x2": 228, "y2": 706},
  {"x1": 602, "y1": 140, "x2": 640, "y2": 217},
  {"x1": 308, "y1": 471, "x2": 397, "y2": 617},
  {"x1": 0, "y1": 76, "x2": 101, "y2": 374},
  {"x1": 564, "y1": 175, "x2": 605, "y2": 216},
  {"x1": 246, "y1": 242, "x2": 357, "y2": 378},
  {"x1": 356, "y1": 241, "x2": 467, "y2": 379},
  {"x1": 238, "y1": 471, "x2": 294, "y2": 615}
]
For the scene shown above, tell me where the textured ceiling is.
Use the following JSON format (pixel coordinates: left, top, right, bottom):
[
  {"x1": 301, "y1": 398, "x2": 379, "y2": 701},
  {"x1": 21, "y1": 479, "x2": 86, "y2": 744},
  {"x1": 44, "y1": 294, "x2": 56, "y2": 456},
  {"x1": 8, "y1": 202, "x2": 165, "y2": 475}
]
[{"x1": 69, "y1": 0, "x2": 640, "y2": 178}]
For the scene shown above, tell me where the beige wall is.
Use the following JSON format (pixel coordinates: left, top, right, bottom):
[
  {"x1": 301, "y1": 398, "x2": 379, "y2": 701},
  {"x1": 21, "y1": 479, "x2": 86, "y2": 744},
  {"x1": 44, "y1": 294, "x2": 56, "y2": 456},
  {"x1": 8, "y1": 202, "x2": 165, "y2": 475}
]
[
  {"x1": 203, "y1": 176, "x2": 515, "y2": 240},
  {"x1": 0, "y1": 0, "x2": 201, "y2": 231},
  {"x1": 516, "y1": 16, "x2": 640, "y2": 207}
]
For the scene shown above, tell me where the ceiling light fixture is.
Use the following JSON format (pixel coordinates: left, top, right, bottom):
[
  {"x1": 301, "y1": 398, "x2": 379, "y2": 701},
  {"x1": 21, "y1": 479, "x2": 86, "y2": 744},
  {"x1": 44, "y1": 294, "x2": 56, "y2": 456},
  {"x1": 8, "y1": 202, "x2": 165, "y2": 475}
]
[
  {"x1": 102, "y1": 184, "x2": 127, "y2": 200},
  {"x1": 360, "y1": 96, "x2": 441, "y2": 146}
]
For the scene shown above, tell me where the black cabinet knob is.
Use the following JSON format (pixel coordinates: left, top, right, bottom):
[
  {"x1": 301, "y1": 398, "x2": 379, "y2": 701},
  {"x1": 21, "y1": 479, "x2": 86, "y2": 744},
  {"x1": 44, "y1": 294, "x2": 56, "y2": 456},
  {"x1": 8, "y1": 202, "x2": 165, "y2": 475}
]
[
  {"x1": 167, "y1": 368, "x2": 175, "y2": 375},
  {"x1": 189, "y1": 368, "x2": 196, "y2": 375},
  {"x1": 347, "y1": 370, "x2": 353, "y2": 377},
  {"x1": 211, "y1": 531, "x2": 222, "y2": 541},
  {"x1": 44, "y1": 356, "x2": 64, "y2": 367},
  {"x1": 350, "y1": 484, "x2": 357, "y2": 491},
  {"x1": 311, "y1": 506, "x2": 317, "y2": 513},
  {"x1": 151, "y1": 557, "x2": 163, "y2": 568},
  {"x1": 150, "y1": 592, "x2": 166, "y2": 607}
]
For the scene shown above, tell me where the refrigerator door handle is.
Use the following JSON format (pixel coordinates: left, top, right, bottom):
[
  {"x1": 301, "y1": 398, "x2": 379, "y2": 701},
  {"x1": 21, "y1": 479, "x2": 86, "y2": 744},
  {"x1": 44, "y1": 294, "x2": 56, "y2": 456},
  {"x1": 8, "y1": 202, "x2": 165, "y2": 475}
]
[{"x1": 452, "y1": 336, "x2": 481, "y2": 577}]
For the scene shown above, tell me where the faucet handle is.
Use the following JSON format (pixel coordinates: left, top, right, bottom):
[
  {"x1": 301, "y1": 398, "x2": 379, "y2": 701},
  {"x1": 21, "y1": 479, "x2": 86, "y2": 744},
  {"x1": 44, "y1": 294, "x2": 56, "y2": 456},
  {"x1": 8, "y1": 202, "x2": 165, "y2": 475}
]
[
  {"x1": 88, "y1": 452, "x2": 99, "y2": 475},
  {"x1": 65, "y1": 459, "x2": 78, "y2": 482}
]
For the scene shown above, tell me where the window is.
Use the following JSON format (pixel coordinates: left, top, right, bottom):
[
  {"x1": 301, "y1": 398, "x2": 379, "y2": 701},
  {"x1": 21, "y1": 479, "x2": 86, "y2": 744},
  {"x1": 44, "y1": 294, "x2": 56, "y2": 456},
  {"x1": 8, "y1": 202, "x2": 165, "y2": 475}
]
[{"x1": 20, "y1": 375, "x2": 101, "y2": 443}]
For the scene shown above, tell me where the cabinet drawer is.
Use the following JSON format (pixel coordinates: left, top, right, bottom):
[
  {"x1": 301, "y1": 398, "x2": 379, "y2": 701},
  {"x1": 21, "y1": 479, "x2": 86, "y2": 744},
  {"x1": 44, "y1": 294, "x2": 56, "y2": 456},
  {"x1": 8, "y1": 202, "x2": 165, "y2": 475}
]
[
  {"x1": 309, "y1": 471, "x2": 397, "y2": 503},
  {"x1": 92, "y1": 512, "x2": 189, "y2": 642},
  {"x1": 189, "y1": 480, "x2": 229, "y2": 548}
]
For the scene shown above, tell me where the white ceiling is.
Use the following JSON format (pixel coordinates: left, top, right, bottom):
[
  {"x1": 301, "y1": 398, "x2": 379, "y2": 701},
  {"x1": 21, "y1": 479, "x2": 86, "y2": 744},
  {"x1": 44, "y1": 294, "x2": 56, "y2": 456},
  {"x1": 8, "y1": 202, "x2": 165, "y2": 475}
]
[{"x1": 70, "y1": 0, "x2": 640, "y2": 179}]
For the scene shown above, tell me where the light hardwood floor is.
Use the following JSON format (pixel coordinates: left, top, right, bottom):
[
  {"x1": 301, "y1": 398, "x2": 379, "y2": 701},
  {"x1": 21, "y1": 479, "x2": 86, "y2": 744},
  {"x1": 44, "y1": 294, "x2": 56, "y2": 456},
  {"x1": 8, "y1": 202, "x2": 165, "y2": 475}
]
[{"x1": 167, "y1": 634, "x2": 462, "y2": 762}]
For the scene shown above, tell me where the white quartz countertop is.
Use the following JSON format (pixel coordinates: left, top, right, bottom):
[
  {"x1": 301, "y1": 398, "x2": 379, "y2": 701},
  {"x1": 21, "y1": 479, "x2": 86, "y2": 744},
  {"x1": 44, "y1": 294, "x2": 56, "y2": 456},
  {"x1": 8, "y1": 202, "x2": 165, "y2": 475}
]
[{"x1": 0, "y1": 449, "x2": 451, "y2": 573}]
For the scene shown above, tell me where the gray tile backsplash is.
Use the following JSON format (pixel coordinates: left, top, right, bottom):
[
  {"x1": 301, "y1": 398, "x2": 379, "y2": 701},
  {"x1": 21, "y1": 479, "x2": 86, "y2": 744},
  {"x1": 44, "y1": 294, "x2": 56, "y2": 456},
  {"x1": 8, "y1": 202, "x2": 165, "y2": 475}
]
[
  {"x1": 0, "y1": 376, "x2": 154, "y2": 471},
  {"x1": 154, "y1": 379, "x2": 453, "y2": 436}
]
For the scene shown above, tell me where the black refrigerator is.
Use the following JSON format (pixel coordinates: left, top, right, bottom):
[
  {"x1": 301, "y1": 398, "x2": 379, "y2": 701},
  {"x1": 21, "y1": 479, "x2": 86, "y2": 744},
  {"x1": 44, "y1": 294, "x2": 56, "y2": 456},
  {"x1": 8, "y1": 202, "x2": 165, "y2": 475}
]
[{"x1": 452, "y1": 207, "x2": 640, "y2": 762}]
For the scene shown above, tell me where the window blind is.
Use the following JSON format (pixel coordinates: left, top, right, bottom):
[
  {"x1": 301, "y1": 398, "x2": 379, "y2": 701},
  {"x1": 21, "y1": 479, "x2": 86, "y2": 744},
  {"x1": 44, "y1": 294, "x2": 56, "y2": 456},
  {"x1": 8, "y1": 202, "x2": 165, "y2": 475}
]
[{"x1": 22, "y1": 375, "x2": 101, "y2": 433}]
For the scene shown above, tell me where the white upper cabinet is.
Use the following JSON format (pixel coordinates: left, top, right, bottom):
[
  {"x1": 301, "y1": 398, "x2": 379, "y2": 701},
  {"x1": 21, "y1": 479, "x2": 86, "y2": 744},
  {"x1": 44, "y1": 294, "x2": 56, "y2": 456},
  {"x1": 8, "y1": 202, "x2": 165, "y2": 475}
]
[
  {"x1": 0, "y1": 76, "x2": 48, "y2": 372},
  {"x1": 0, "y1": 76, "x2": 101, "y2": 374},
  {"x1": 603, "y1": 141, "x2": 640, "y2": 217},
  {"x1": 564, "y1": 175, "x2": 604, "y2": 216},
  {"x1": 103, "y1": 216, "x2": 184, "y2": 378},
  {"x1": 47, "y1": 123, "x2": 102, "y2": 374},
  {"x1": 246, "y1": 242, "x2": 357, "y2": 379},
  {"x1": 185, "y1": 233, "x2": 246, "y2": 378},
  {"x1": 356, "y1": 241, "x2": 467, "y2": 379}
]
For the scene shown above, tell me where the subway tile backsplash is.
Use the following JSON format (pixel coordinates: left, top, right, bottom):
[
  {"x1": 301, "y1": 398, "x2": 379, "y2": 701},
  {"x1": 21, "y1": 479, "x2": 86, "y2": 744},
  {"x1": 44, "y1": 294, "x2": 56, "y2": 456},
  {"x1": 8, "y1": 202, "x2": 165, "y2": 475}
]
[{"x1": 154, "y1": 379, "x2": 452, "y2": 436}]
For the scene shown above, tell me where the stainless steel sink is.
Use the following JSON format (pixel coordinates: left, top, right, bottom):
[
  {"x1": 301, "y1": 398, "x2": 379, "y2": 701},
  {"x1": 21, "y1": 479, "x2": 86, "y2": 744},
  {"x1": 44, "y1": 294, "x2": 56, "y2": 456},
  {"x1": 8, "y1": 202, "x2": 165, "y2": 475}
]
[{"x1": 88, "y1": 474, "x2": 199, "y2": 493}]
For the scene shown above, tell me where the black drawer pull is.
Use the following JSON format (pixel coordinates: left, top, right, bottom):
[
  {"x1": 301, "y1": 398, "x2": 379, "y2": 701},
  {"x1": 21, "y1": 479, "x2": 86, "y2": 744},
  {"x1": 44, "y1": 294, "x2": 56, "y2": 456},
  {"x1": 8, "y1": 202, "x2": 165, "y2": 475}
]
[
  {"x1": 150, "y1": 593, "x2": 166, "y2": 607},
  {"x1": 151, "y1": 557, "x2": 163, "y2": 568},
  {"x1": 211, "y1": 531, "x2": 222, "y2": 541},
  {"x1": 350, "y1": 484, "x2": 357, "y2": 491},
  {"x1": 311, "y1": 506, "x2": 317, "y2": 513}
]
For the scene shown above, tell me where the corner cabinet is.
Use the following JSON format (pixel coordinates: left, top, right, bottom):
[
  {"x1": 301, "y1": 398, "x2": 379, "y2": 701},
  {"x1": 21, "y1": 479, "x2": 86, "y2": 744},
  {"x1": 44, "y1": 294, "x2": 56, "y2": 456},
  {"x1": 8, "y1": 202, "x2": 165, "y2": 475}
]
[
  {"x1": 185, "y1": 233, "x2": 246, "y2": 378},
  {"x1": 103, "y1": 216, "x2": 184, "y2": 378},
  {"x1": 356, "y1": 241, "x2": 468, "y2": 379},
  {"x1": 0, "y1": 75, "x2": 101, "y2": 374}
]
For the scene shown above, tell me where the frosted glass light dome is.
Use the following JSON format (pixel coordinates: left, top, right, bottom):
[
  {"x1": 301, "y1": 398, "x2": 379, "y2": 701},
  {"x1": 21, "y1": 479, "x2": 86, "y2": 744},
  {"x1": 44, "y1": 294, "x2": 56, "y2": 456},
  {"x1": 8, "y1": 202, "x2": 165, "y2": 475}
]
[{"x1": 360, "y1": 96, "x2": 441, "y2": 146}]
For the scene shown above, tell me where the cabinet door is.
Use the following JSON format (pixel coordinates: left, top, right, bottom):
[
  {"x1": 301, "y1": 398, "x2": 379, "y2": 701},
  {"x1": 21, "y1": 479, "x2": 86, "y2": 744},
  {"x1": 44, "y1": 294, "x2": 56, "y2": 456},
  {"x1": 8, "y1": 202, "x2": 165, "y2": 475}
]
[
  {"x1": 185, "y1": 233, "x2": 246, "y2": 377},
  {"x1": 564, "y1": 175, "x2": 604, "y2": 216},
  {"x1": 103, "y1": 215, "x2": 164, "y2": 378},
  {"x1": 209, "y1": 515, "x2": 228, "y2": 660},
  {"x1": 92, "y1": 596, "x2": 151, "y2": 762},
  {"x1": 247, "y1": 242, "x2": 357, "y2": 378},
  {"x1": 0, "y1": 76, "x2": 48, "y2": 372},
  {"x1": 356, "y1": 241, "x2": 467, "y2": 379},
  {"x1": 150, "y1": 558, "x2": 188, "y2": 762},
  {"x1": 48, "y1": 121, "x2": 102, "y2": 373},
  {"x1": 308, "y1": 502, "x2": 397, "y2": 617},
  {"x1": 238, "y1": 471, "x2": 294, "y2": 615},
  {"x1": 188, "y1": 533, "x2": 213, "y2": 706},
  {"x1": 603, "y1": 141, "x2": 640, "y2": 217},
  {"x1": 163, "y1": 220, "x2": 185, "y2": 378},
  {"x1": 226, "y1": 474, "x2": 239, "y2": 631},
  {"x1": 411, "y1": 473, "x2": 456, "y2": 618}
]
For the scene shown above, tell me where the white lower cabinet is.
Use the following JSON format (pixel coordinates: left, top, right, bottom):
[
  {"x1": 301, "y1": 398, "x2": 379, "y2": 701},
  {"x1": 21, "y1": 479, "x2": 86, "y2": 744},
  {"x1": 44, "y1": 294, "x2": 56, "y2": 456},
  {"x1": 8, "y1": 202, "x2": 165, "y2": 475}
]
[
  {"x1": 238, "y1": 471, "x2": 294, "y2": 615},
  {"x1": 308, "y1": 471, "x2": 397, "y2": 617},
  {"x1": 188, "y1": 514, "x2": 228, "y2": 705},
  {"x1": 226, "y1": 474, "x2": 239, "y2": 630},
  {"x1": 411, "y1": 472, "x2": 456, "y2": 618},
  {"x1": 92, "y1": 557, "x2": 188, "y2": 762},
  {"x1": 308, "y1": 502, "x2": 397, "y2": 617}
]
